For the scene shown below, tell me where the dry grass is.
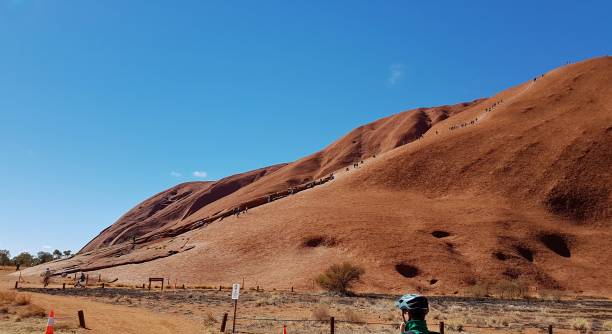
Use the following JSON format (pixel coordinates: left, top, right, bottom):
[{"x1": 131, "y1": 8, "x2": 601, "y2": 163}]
[
  {"x1": 465, "y1": 280, "x2": 531, "y2": 299},
  {"x1": 444, "y1": 318, "x2": 464, "y2": 332},
  {"x1": 343, "y1": 309, "x2": 363, "y2": 323},
  {"x1": 0, "y1": 291, "x2": 17, "y2": 304},
  {"x1": 14, "y1": 294, "x2": 31, "y2": 306},
  {"x1": 0, "y1": 290, "x2": 47, "y2": 325},
  {"x1": 570, "y1": 318, "x2": 590, "y2": 332},
  {"x1": 15, "y1": 304, "x2": 46, "y2": 319},
  {"x1": 538, "y1": 289, "x2": 563, "y2": 301},
  {"x1": 311, "y1": 305, "x2": 329, "y2": 320},
  {"x1": 0, "y1": 291, "x2": 31, "y2": 306},
  {"x1": 203, "y1": 311, "x2": 217, "y2": 326}
]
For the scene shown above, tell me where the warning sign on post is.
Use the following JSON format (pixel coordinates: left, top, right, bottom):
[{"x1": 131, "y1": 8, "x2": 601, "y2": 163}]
[{"x1": 232, "y1": 283, "x2": 240, "y2": 300}]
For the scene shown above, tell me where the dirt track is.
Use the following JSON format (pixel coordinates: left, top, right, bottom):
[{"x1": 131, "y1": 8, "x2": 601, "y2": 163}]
[{"x1": 19, "y1": 286, "x2": 612, "y2": 333}]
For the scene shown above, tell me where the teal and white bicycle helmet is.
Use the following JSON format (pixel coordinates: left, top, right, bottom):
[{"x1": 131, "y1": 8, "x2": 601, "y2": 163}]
[{"x1": 396, "y1": 293, "x2": 429, "y2": 311}]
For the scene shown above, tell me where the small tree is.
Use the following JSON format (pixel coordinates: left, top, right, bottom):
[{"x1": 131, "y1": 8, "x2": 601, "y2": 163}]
[
  {"x1": 13, "y1": 252, "x2": 35, "y2": 267},
  {"x1": 0, "y1": 250, "x2": 10, "y2": 266},
  {"x1": 52, "y1": 249, "x2": 62, "y2": 260},
  {"x1": 316, "y1": 262, "x2": 364, "y2": 296},
  {"x1": 63, "y1": 250, "x2": 72, "y2": 258},
  {"x1": 36, "y1": 251, "x2": 53, "y2": 265}
]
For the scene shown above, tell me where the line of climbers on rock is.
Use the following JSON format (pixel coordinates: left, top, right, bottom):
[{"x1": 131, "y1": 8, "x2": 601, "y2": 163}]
[
  {"x1": 139, "y1": 172, "x2": 343, "y2": 241},
  {"x1": 222, "y1": 173, "x2": 336, "y2": 219},
  {"x1": 346, "y1": 156, "x2": 374, "y2": 171},
  {"x1": 448, "y1": 99, "x2": 504, "y2": 131}
]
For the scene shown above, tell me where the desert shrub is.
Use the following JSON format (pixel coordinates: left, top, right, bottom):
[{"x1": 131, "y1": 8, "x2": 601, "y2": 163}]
[
  {"x1": 203, "y1": 312, "x2": 217, "y2": 326},
  {"x1": 315, "y1": 262, "x2": 364, "y2": 295},
  {"x1": 539, "y1": 289, "x2": 563, "y2": 301},
  {"x1": 16, "y1": 304, "x2": 46, "y2": 319},
  {"x1": 54, "y1": 321, "x2": 77, "y2": 330},
  {"x1": 603, "y1": 321, "x2": 612, "y2": 331},
  {"x1": 311, "y1": 305, "x2": 329, "y2": 320},
  {"x1": 14, "y1": 294, "x2": 31, "y2": 306},
  {"x1": 466, "y1": 282, "x2": 491, "y2": 298},
  {"x1": 494, "y1": 280, "x2": 529, "y2": 299},
  {"x1": 343, "y1": 309, "x2": 363, "y2": 323},
  {"x1": 444, "y1": 319, "x2": 464, "y2": 331},
  {"x1": 0, "y1": 291, "x2": 16, "y2": 304},
  {"x1": 465, "y1": 280, "x2": 530, "y2": 299},
  {"x1": 570, "y1": 318, "x2": 590, "y2": 332}
]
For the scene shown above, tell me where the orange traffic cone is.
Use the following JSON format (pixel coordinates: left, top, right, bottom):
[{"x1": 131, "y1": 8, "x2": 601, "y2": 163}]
[{"x1": 44, "y1": 310, "x2": 54, "y2": 334}]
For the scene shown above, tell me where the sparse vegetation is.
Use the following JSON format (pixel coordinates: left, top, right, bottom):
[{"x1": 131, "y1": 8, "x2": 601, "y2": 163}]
[
  {"x1": 311, "y1": 305, "x2": 329, "y2": 320},
  {"x1": 465, "y1": 279, "x2": 530, "y2": 299},
  {"x1": 15, "y1": 304, "x2": 46, "y2": 320},
  {"x1": 315, "y1": 262, "x2": 364, "y2": 295},
  {"x1": 13, "y1": 294, "x2": 31, "y2": 306},
  {"x1": 0, "y1": 291, "x2": 47, "y2": 323},
  {"x1": 203, "y1": 311, "x2": 217, "y2": 326},
  {"x1": 570, "y1": 318, "x2": 590, "y2": 332},
  {"x1": 444, "y1": 318, "x2": 464, "y2": 332},
  {"x1": 539, "y1": 289, "x2": 563, "y2": 301},
  {"x1": 343, "y1": 309, "x2": 363, "y2": 323}
]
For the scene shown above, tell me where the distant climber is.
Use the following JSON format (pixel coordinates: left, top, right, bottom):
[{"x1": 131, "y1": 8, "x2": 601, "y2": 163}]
[
  {"x1": 75, "y1": 272, "x2": 86, "y2": 288},
  {"x1": 43, "y1": 268, "x2": 52, "y2": 288}
]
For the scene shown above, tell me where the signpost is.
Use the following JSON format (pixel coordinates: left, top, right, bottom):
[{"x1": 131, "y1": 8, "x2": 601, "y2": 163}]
[{"x1": 231, "y1": 283, "x2": 240, "y2": 333}]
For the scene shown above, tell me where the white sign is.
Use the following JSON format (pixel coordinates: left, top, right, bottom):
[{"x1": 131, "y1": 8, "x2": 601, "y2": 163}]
[{"x1": 231, "y1": 283, "x2": 241, "y2": 300}]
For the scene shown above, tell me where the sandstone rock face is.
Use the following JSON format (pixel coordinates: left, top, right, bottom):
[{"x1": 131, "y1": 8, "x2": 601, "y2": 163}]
[{"x1": 25, "y1": 57, "x2": 612, "y2": 297}]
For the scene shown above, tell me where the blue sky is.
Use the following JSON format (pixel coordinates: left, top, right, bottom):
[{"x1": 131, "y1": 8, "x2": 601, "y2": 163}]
[{"x1": 0, "y1": 1, "x2": 610, "y2": 257}]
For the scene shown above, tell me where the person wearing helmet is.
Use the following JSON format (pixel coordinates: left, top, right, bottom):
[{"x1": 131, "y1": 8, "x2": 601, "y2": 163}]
[{"x1": 396, "y1": 294, "x2": 431, "y2": 334}]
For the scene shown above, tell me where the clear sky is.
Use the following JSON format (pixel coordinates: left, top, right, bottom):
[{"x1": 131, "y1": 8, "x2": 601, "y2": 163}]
[{"x1": 0, "y1": 1, "x2": 610, "y2": 257}]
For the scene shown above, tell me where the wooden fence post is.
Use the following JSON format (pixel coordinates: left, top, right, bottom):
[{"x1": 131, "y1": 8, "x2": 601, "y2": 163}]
[
  {"x1": 220, "y1": 313, "x2": 228, "y2": 332},
  {"x1": 548, "y1": 324, "x2": 553, "y2": 334},
  {"x1": 78, "y1": 310, "x2": 86, "y2": 328},
  {"x1": 101, "y1": 283, "x2": 105, "y2": 289},
  {"x1": 142, "y1": 283, "x2": 145, "y2": 289},
  {"x1": 14, "y1": 281, "x2": 18, "y2": 289},
  {"x1": 330, "y1": 316, "x2": 335, "y2": 334},
  {"x1": 439, "y1": 321, "x2": 445, "y2": 334},
  {"x1": 62, "y1": 283, "x2": 66, "y2": 290}
]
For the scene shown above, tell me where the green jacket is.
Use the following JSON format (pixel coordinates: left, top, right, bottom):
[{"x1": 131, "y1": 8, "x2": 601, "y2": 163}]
[{"x1": 403, "y1": 320, "x2": 429, "y2": 334}]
